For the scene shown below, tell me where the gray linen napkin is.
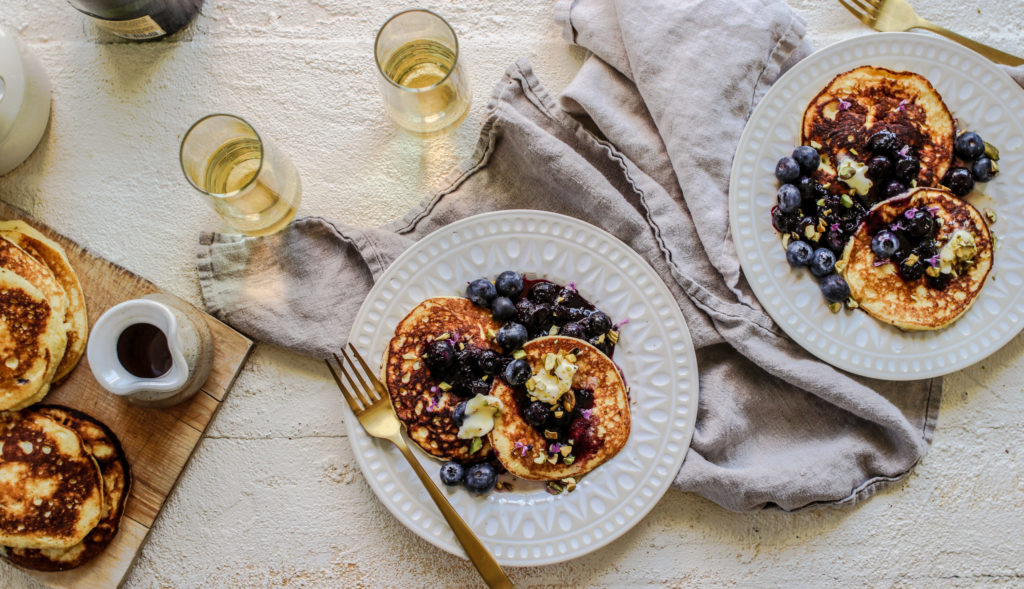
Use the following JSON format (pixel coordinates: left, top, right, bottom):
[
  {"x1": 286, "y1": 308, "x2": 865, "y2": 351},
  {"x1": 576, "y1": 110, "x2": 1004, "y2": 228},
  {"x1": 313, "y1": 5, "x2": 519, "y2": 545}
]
[{"x1": 197, "y1": 0, "x2": 1021, "y2": 511}]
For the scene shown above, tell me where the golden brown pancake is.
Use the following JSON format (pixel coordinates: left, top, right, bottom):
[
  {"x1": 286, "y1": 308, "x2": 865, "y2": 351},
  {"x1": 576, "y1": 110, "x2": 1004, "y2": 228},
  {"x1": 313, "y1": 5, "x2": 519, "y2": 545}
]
[
  {"x1": 802, "y1": 66, "x2": 954, "y2": 198},
  {"x1": 489, "y1": 336, "x2": 630, "y2": 481},
  {"x1": 0, "y1": 267, "x2": 67, "y2": 411},
  {"x1": 839, "y1": 188, "x2": 992, "y2": 330},
  {"x1": 383, "y1": 297, "x2": 501, "y2": 462},
  {"x1": 2, "y1": 406, "x2": 131, "y2": 571},
  {"x1": 0, "y1": 410, "x2": 103, "y2": 550},
  {"x1": 0, "y1": 220, "x2": 88, "y2": 383}
]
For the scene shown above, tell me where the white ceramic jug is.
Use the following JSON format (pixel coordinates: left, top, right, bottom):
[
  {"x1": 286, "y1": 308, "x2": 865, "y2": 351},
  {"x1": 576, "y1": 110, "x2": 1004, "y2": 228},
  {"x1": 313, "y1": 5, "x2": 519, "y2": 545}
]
[
  {"x1": 0, "y1": 26, "x2": 51, "y2": 176},
  {"x1": 88, "y1": 294, "x2": 214, "y2": 407}
]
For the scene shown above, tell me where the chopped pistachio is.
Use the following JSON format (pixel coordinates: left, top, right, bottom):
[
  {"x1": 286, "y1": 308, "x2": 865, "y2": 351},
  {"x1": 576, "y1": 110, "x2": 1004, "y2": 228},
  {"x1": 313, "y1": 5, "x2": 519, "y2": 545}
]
[
  {"x1": 548, "y1": 325, "x2": 559, "y2": 336},
  {"x1": 469, "y1": 437, "x2": 483, "y2": 454},
  {"x1": 563, "y1": 455, "x2": 576, "y2": 466},
  {"x1": 544, "y1": 353, "x2": 557, "y2": 371},
  {"x1": 438, "y1": 381, "x2": 452, "y2": 391},
  {"x1": 534, "y1": 451, "x2": 548, "y2": 465},
  {"x1": 544, "y1": 429, "x2": 559, "y2": 440},
  {"x1": 546, "y1": 482, "x2": 564, "y2": 494},
  {"x1": 560, "y1": 445, "x2": 573, "y2": 456},
  {"x1": 566, "y1": 353, "x2": 577, "y2": 363},
  {"x1": 846, "y1": 297, "x2": 859, "y2": 309},
  {"x1": 512, "y1": 349, "x2": 527, "y2": 360},
  {"x1": 810, "y1": 140, "x2": 822, "y2": 150},
  {"x1": 804, "y1": 224, "x2": 817, "y2": 239},
  {"x1": 984, "y1": 141, "x2": 1000, "y2": 161},
  {"x1": 828, "y1": 301, "x2": 842, "y2": 313},
  {"x1": 434, "y1": 333, "x2": 450, "y2": 341},
  {"x1": 816, "y1": 198, "x2": 826, "y2": 207},
  {"x1": 841, "y1": 193, "x2": 854, "y2": 208},
  {"x1": 594, "y1": 334, "x2": 606, "y2": 344},
  {"x1": 486, "y1": 328, "x2": 497, "y2": 340},
  {"x1": 458, "y1": 342, "x2": 465, "y2": 350},
  {"x1": 547, "y1": 454, "x2": 559, "y2": 464},
  {"x1": 553, "y1": 409, "x2": 564, "y2": 419}
]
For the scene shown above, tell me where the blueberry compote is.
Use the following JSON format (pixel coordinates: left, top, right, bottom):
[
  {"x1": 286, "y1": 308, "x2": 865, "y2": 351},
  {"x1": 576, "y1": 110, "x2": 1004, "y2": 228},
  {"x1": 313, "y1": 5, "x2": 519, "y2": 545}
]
[{"x1": 865, "y1": 201, "x2": 951, "y2": 290}]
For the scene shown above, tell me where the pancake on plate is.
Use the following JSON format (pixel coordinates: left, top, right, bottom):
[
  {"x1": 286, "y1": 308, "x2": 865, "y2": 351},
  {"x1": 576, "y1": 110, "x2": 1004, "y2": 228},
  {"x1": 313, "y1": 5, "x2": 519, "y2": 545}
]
[
  {"x1": 0, "y1": 267, "x2": 67, "y2": 411},
  {"x1": 802, "y1": 65, "x2": 954, "y2": 199},
  {"x1": 839, "y1": 187, "x2": 992, "y2": 330},
  {"x1": 382, "y1": 297, "x2": 502, "y2": 462},
  {"x1": 2, "y1": 405, "x2": 131, "y2": 571},
  {"x1": 0, "y1": 410, "x2": 103, "y2": 550},
  {"x1": 489, "y1": 336, "x2": 630, "y2": 481},
  {"x1": 0, "y1": 220, "x2": 88, "y2": 383}
]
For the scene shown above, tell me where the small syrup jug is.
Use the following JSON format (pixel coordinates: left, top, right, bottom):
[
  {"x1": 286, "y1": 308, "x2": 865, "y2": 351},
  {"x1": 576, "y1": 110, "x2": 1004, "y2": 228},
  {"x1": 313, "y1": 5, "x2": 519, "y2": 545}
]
[{"x1": 88, "y1": 294, "x2": 214, "y2": 407}]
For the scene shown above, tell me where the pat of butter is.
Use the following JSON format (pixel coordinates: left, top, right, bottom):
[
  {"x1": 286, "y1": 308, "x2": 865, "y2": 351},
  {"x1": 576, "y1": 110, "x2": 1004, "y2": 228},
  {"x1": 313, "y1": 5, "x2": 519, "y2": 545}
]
[
  {"x1": 525, "y1": 353, "x2": 578, "y2": 405},
  {"x1": 456, "y1": 394, "x2": 503, "y2": 440},
  {"x1": 837, "y1": 155, "x2": 872, "y2": 196},
  {"x1": 938, "y1": 229, "x2": 977, "y2": 274}
]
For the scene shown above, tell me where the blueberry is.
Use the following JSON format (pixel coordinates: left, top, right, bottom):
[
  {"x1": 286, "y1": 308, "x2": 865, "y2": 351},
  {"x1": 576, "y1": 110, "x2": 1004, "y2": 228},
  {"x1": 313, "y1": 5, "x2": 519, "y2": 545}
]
[
  {"x1": 424, "y1": 340, "x2": 456, "y2": 370},
  {"x1": 823, "y1": 229, "x2": 846, "y2": 255},
  {"x1": 494, "y1": 271, "x2": 524, "y2": 298},
  {"x1": 560, "y1": 322, "x2": 586, "y2": 339},
  {"x1": 503, "y1": 358, "x2": 532, "y2": 386},
  {"x1": 942, "y1": 167, "x2": 975, "y2": 197},
  {"x1": 906, "y1": 210, "x2": 934, "y2": 238},
  {"x1": 552, "y1": 305, "x2": 588, "y2": 324},
  {"x1": 798, "y1": 176, "x2": 816, "y2": 200},
  {"x1": 796, "y1": 216, "x2": 816, "y2": 237},
  {"x1": 772, "y1": 208, "x2": 798, "y2": 233},
  {"x1": 866, "y1": 155, "x2": 892, "y2": 181},
  {"x1": 926, "y1": 273, "x2": 951, "y2": 291},
  {"x1": 495, "y1": 322, "x2": 528, "y2": 352},
  {"x1": 528, "y1": 282, "x2": 558, "y2": 303},
  {"x1": 913, "y1": 240, "x2": 937, "y2": 260},
  {"x1": 867, "y1": 130, "x2": 900, "y2": 154},
  {"x1": 439, "y1": 462, "x2": 465, "y2": 486},
  {"x1": 775, "y1": 156, "x2": 801, "y2": 183},
  {"x1": 820, "y1": 274, "x2": 850, "y2": 303},
  {"x1": 792, "y1": 145, "x2": 821, "y2": 174},
  {"x1": 465, "y1": 278, "x2": 496, "y2": 307},
  {"x1": 452, "y1": 401, "x2": 468, "y2": 426},
  {"x1": 515, "y1": 298, "x2": 535, "y2": 324},
  {"x1": 954, "y1": 131, "x2": 985, "y2": 160},
  {"x1": 885, "y1": 180, "x2": 907, "y2": 198},
  {"x1": 898, "y1": 258, "x2": 926, "y2": 281},
  {"x1": 785, "y1": 240, "x2": 814, "y2": 267},
  {"x1": 777, "y1": 184, "x2": 802, "y2": 214},
  {"x1": 588, "y1": 336, "x2": 612, "y2": 356},
  {"x1": 893, "y1": 156, "x2": 921, "y2": 183},
  {"x1": 490, "y1": 296, "x2": 516, "y2": 321},
  {"x1": 972, "y1": 157, "x2": 997, "y2": 182},
  {"x1": 870, "y1": 230, "x2": 900, "y2": 259},
  {"x1": 464, "y1": 463, "x2": 498, "y2": 494},
  {"x1": 586, "y1": 311, "x2": 613, "y2": 337},
  {"x1": 478, "y1": 350, "x2": 503, "y2": 375},
  {"x1": 574, "y1": 388, "x2": 595, "y2": 409},
  {"x1": 465, "y1": 379, "x2": 492, "y2": 397},
  {"x1": 523, "y1": 401, "x2": 551, "y2": 428},
  {"x1": 809, "y1": 248, "x2": 836, "y2": 277},
  {"x1": 455, "y1": 346, "x2": 481, "y2": 372},
  {"x1": 523, "y1": 303, "x2": 553, "y2": 331}
]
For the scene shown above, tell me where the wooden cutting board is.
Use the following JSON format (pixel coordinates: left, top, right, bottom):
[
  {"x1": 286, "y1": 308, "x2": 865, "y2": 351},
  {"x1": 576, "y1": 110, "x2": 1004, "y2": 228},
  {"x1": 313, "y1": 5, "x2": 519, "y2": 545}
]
[{"x1": 0, "y1": 202, "x2": 253, "y2": 588}]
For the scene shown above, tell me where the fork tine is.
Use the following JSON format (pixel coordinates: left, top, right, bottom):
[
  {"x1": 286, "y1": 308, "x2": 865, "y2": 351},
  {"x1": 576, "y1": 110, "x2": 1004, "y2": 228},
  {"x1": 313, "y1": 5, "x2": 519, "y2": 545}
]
[
  {"x1": 349, "y1": 344, "x2": 390, "y2": 400},
  {"x1": 848, "y1": 0, "x2": 877, "y2": 16},
  {"x1": 336, "y1": 352, "x2": 375, "y2": 407},
  {"x1": 341, "y1": 347, "x2": 381, "y2": 403},
  {"x1": 837, "y1": 0, "x2": 873, "y2": 25},
  {"x1": 325, "y1": 359, "x2": 364, "y2": 413}
]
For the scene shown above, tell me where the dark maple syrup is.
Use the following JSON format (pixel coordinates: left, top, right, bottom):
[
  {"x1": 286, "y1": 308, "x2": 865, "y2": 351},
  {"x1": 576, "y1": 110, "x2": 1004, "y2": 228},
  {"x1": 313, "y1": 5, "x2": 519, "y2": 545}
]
[{"x1": 116, "y1": 323, "x2": 172, "y2": 378}]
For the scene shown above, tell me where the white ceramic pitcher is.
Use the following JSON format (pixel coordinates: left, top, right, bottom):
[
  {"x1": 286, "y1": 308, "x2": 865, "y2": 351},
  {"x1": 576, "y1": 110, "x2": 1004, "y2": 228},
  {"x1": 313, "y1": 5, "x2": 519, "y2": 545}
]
[{"x1": 0, "y1": 26, "x2": 51, "y2": 176}]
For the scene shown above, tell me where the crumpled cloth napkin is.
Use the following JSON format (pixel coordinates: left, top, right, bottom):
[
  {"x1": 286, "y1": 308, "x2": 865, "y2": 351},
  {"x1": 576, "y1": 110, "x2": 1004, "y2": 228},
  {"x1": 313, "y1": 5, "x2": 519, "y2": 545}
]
[{"x1": 197, "y1": 0, "x2": 1024, "y2": 511}]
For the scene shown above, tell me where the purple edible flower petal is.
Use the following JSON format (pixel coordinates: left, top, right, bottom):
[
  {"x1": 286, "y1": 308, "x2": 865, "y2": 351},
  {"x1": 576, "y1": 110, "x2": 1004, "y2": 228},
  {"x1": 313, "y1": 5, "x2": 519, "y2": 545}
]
[
  {"x1": 928, "y1": 206, "x2": 940, "y2": 214},
  {"x1": 838, "y1": 98, "x2": 852, "y2": 111},
  {"x1": 904, "y1": 207, "x2": 918, "y2": 219},
  {"x1": 873, "y1": 259, "x2": 891, "y2": 267},
  {"x1": 430, "y1": 386, "x2": 439, "y2": 394},
  {"x1": 898, "y1": 99, "x2": 909, "y2": 112},
  {"x1": 426, "y1": 396, "x2": 440, "y2": 413},
  {"x1": 613, "y1": 318, "x2": 630, "y2": 329},
  {"x1": 550, "y1": 443, "x2": 562, "y2": 454},
  {"x1": 567, "y1": 282, "x2": 577, "y2": 292},
  {"x1": 581, "y1": 409, "x2": 593, "y2": 420},
  {"x1": 927, "y1": 254, "x2": 941, "y2": 267},
  {"x1": 898, "y1": 145, "x2": 911, "y2": 157},
  {"x1": 830, "y1": 223, "x2": 841, "y2": 233},
  {"x1": 891, "y1": 220, "x2": 905, "y2": 231}
]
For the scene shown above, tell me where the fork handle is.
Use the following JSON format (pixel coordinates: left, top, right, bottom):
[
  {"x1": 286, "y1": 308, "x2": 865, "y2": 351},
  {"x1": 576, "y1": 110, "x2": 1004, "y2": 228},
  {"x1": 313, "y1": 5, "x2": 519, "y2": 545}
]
[
  {"x1": 391, "y1": 437, "x2": 515, "y2": 589},
  {"x1": 914, "y1": 20, "x2": 1024, "y2": 66}
]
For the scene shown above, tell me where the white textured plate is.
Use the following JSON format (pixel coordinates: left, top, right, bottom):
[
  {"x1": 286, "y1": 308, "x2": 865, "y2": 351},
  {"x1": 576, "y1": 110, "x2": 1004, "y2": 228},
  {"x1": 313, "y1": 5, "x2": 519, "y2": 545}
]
[
  {"x1": 345, "y1": 210, "x2": 699, "y2": 566},
  {"x1": 730, "y1": 33, "x2": 1024, "y2": 380}
]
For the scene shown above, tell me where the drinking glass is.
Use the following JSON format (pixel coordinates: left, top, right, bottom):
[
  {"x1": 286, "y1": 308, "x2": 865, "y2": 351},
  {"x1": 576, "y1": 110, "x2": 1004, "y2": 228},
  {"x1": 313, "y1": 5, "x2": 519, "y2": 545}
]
[
  {"x1": 180, "y1": 114, "x2": 301, "y2": 236},
  {"x1": 374, "y1": 9, "x2": 471, "y2": 135}
]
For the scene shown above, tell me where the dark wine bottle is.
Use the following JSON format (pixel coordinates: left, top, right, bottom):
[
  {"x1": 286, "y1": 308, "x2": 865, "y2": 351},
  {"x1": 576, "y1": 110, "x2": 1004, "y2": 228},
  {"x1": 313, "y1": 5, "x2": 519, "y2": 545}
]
[{"x1": 68, "y1": 0, "x2": 203, "y2": 40}]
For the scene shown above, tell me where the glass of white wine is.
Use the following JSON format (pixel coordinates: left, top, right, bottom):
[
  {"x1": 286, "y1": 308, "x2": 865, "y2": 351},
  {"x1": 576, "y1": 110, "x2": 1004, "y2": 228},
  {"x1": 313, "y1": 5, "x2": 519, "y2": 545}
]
[
  {"x1": 179, "y1": 114, "x2": 301, "y2": 236},
  {"x1": 374, "y1": 9, "x2": 471, "y2": 135}
]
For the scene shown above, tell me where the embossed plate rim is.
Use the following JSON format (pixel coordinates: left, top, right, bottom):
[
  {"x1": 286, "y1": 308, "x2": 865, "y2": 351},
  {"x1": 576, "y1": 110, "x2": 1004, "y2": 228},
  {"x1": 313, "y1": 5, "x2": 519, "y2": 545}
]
[
  {"x1": 344, "y1": 210, "x2": 699, "y2": 566},
  {"x1": 729, "y1": 32, "x2": 1024, "y2": 379}
]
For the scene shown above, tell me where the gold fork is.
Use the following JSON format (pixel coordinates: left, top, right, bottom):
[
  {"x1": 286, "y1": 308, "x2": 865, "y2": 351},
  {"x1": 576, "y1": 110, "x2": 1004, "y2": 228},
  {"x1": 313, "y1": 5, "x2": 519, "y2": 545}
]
[
  {"x1": 837, "y1": 0, "x2": 1023, "y2": 66},
  {"x1": 326, "y1": 344, "x2": 514, "y2": 589}
]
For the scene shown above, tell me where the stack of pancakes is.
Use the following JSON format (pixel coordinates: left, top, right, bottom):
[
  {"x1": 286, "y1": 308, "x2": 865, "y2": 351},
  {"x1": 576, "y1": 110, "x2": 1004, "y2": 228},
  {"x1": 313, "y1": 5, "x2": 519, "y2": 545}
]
[
  {"x1": 0, "y1": 220, "x2": 88, "y2": 411},
  {"x1": 0, "y1": 405, "x2": 131, "y2": 570}
]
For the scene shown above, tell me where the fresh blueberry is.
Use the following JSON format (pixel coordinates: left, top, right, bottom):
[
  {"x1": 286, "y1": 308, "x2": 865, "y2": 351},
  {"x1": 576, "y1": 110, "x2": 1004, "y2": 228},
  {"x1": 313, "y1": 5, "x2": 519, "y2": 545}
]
[
  {"x1": 503, "y1": 358, "x2": 532, "y2": 386},
  {"x1": 464, "y1": 463, "x2": 498, "y2": 494},
  {"x1": 954, "y1": 131, "x2": 985, "y2": 160},
  {"x1": 777, "y1": 184, "x2": 802, "y2": 214},
  {"x1": 478, "y1": 350, "x2": 503, "y2": 375},
  {"x1": 809, "y1": 248, "x2": 836, "y2": 277},
  {"x1": 898, "y1": 258, "x2": 926, "y2": 281},
  {"x1": 559, "y1": 322, "x2": 586, "y2": 339},
  {"x1": 870, "y1": 230, "x2": 900, "y2": 259},
  {"x1": 528, "y1": 282, "x2": 558, "y2": 304},
  {"x1": 452, "y1": 401, "x2": 468, "y2": 426},
  {"x1": 515, "y1": 298, "x2": 535, "y2": 324},
  {"x1": 893, "y1": 156, "x2": 921, "y2": 182},
  {"x1": 523, "y1": 401, "x2": 551, "y2": 428},
  {"x1": 586, "y1": 311, "x2": 613, "y2": 337},
  {"x1": 785, "y1": 240, "x2": 814, "y2": 267},
  {"x1": 775, "y1": 156, "x2": 802, "y2": 183},
  {"x1": 494, "y1": 271, "x2": 524, "y2": 298},
  {"x1": 823, "y1": 229, "x2": 846, "y2": 254},
  {"x1": 792, "y1": 145, "x2": 821, "y2": 174},
  {"x1": 867, "y1": 130, "x2": 900, "y2": 155},
  {"x1": 885, "y1": 180, "x2": 908, "y2": 198},
  {"x1": 906, "y1": 210, "x2": 934, "y2": 238},
  {"x1": 942, "y1": 167, "x2": 975, "y2": 197},
  {"x1": 490, "y1": 296, "x2": 516, "y2": 321},
  {"x1": 495, "y1": 322, "x2": 528, "y2": 352},
  {"x1": 574, "y1": 388, "x2": 595, "y2": 409},
  {"x1": 439, "y1": 462, "x2": 465, "y2": 486},
  {"x1": 465, "y1": 278, "x2": 496, "y2": 307},
  {"x1": 866, "y1": 155, "x2": 892, "y2": 180},
  {"x1": 820, "y1": 274, "x2": 850, "y2": 303},
  {"x1": 424, "y1": 340, "x2": 456, "y2": 370},
  {"x1": 971, "y1": 157, "x2": 997, "y2": 182},
  {"x1": 772, "y1": 208, "x2": 798, "y2": 233}
]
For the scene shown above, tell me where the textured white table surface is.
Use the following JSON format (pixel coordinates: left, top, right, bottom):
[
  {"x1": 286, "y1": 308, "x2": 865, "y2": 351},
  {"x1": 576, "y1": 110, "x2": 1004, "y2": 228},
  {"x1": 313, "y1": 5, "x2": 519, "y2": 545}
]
[{"x1": 1, "y1": 1, "x2": 1022, "y2": 587}]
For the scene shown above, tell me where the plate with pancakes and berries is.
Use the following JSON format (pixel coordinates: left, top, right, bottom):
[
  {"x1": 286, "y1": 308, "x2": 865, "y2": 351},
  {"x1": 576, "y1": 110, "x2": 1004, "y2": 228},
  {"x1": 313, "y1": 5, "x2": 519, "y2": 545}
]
[
  {"x1": 730, "y1": 32, "x2": 1024, "y2": 379},
  {"x1": 345, "y1": 210, "x2": 699, "y2": 565}
]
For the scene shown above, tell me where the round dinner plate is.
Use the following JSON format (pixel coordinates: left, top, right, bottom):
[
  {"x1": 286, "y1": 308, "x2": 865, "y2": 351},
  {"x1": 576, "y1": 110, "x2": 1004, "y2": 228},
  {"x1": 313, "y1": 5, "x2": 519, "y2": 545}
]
[
  {"x1": 344, "y1": 210, "x2": 699, "y2": 566},
  {"x1": 730, "y1": 33, "x2": 1024, "y2": 380}
]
